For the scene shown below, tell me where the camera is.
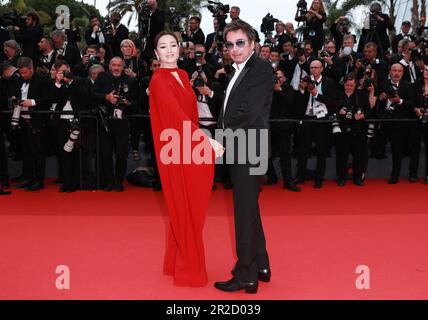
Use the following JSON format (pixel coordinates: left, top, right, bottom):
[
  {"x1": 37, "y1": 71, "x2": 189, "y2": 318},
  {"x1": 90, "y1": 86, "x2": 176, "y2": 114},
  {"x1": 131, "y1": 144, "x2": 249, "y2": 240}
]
[
  {"x1": 193, "y1": 63, "x2": 206, "y2": 88},
  {"x1": 261, "y1": 13, "x2": 279, "y2": 45},
  {"x1": 359, "y1": 59, "x2": 372, "y2": 67},
  {"x1": 331, "y1": 114, "x2": 342, "y2": 135},
  {"x1": 207, "y1": 1, "x2": 230, "y2": 18},
  {"x1": 169, "y1": 7, "x2": 186, "y2": 32},
  {"x1": 296, "y1": 0, "x2": 308, "y2": 21},
  {"x1": 64, "y1": 118, "x2": 81, "y2": 153},
  {"x1": 337, "y1": 17, "x2": 351, "y2": 35},
  {"x1": 8, "y1": 96, "x2": 21, "y2": 128},
  {"x1": 319, "y1": 50, "x2": 330, "y2": 59},
  {"x1": 62, "y1": 70, "x2": 74, "y2": 84},
  {"x1": 195, "y1": 51, "x2": 204, "y2": 59},
  {"x1": 301, "y1": 75, "x2": 316, "y2": 91},
  {"x1": 367, "y1": 123, "x2": 375, "y2": 139},
  {"x1": 369, "y1": 3, "x2": 382, "y2": 30},
  {"x1": 89, "y1": 54, "x2": 101, "y2": 66},
  {"x1": 0, "y1": 10, "x2": 26, "y2": 29}
]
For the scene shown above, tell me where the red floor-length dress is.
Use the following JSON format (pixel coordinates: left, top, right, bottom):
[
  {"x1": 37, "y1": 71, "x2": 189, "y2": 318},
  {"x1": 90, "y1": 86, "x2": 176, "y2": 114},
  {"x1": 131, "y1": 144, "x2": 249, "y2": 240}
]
[{"x1": 149, "y1": 67, "x2": 215, "y2": 287}]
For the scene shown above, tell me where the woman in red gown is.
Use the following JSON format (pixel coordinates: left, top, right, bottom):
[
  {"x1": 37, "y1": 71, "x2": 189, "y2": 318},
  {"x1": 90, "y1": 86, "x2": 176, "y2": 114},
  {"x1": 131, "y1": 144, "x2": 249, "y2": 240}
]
[{"x1": 149, "y1": 32, "x2": 220, "y2": 287}]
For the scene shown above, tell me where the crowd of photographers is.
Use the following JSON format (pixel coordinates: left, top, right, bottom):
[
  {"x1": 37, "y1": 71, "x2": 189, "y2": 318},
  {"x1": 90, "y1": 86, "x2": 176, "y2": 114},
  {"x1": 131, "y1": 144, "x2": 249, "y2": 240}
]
[{"x1": 1, "y1": 0, "x2": 428, "y2": 195}]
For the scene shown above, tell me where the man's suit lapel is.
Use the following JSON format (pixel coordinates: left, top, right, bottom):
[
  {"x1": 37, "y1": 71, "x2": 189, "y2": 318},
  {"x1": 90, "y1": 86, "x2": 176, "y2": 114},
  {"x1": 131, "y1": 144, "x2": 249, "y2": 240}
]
[{"x1": 224, "y1": 54, "x2": 257, "y2": 121}]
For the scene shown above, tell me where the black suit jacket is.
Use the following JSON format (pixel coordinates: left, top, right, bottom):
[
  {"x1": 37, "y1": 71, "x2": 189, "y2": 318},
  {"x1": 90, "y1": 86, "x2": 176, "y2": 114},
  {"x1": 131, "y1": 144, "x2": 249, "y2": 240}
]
[
  {"x1": 205, "y1": 32, "x2": 216, "y2": 53},
  {"x1": 14, "y1": 25, "x2": 44, "y2": 65},
  {"x1": 378, "y1": 79, "x2": 414, "y2": 118},
  {"x1": 11, "y1": 72, "x2": 54, "y2": 128},
  {"x1": 218, "y1": 53, "x2": 275, "y2": 164},
  {"x1": 56, "y1": 45, "x2": 81, "y2": 70},
  {"x1": 110, "y1": 24, "x2": 129, "y2": 57},
  {"x1": 391, "y1": 33, "x2": 417, "y2": 54},
  {"x1": 182, "y1": 28, "x2": 205, "y2": 46}
]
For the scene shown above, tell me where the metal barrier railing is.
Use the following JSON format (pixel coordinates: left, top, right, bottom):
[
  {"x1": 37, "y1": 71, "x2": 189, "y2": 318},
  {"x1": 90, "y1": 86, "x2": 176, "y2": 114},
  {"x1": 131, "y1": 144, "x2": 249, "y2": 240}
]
[{"x1": 0, "y1": 110, "x2": 423, "y2": 190}]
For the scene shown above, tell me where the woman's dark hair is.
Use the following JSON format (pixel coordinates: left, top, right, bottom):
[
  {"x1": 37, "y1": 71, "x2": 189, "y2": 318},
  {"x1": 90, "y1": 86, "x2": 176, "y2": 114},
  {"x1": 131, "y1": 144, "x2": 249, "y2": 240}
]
[
  {"x1": 223, "y1": 19, "x2": 257, "y2": 43},
  {"x1": 154, "y1": 31, "x2": 179, "y2": 50}
]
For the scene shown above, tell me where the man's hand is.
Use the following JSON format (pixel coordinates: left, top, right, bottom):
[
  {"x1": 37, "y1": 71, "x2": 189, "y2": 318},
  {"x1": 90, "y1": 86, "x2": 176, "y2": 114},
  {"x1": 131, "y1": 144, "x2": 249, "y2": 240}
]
[
  {"x1": 274, "y1": 82, "x2": 282, "y2": 92},
  {"x1": 196, "y1": 85, "x2": 213, "y2": 97},
  {"x1": 124, "y1": 68, "x2": 136, "y2": 78},
  {"x1": 389, "y1": 95, "x2": 401, "y2": 104},
  {"x1": 379, "y1": 92, "x2": 388, "y2": 101},
  {"x1": 415, "y1": 107, "x2": 424, "y2": 118},
  {"x1": 106, "y1": 91, "x2": 119, "y2": 105},
  {"x1": 82, "y1": 55, "x2": 89, "y2": 65},
  {"x1": 310, "y1": 86, "x2": 318, "y2": 97},
  {"x1": 339, "y1": 107, "x2": 347, "y2": 116},
  {"x1": 323, "y1": 55, "x2": 333, "y2": 66},
  {"x1": 20, "y1": 99, "x2": 34, "y2": 108}
]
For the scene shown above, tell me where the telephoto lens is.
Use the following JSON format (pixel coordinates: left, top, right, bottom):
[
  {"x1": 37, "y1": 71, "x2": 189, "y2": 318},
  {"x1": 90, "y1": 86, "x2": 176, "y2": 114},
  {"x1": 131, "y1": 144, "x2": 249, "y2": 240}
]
[
  {"x1": 367, "y1": 123, "x2": 375, "y2": 139},
  {"x1": 331, "y1": 114, "x2": 342, "y2": 135},
  {"x1": 64, "y1": 130, "x2": 80, "y2": 153}
]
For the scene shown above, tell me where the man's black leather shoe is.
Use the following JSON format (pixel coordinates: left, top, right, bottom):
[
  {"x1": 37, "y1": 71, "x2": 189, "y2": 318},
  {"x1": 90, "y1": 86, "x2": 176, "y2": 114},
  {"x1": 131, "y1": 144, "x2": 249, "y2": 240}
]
[
  {"x1": 354, "y1": 179, "x2": 364, "y2": 187},
  {"x1": 337, "y1": 179, "x2": 346, "y2": 187},
  {"x1": 214, "y1": 278, "x2": 258, "y2": 294},
  {"x1": 314, "y1": 180, "x2": 323, "y2": 189},
  {"x1": 388, "y1": 176, "x2": 399, "y2": 184},
  {"x1": 258, "y1": 269, "x2": 271, "y2": 282},
  {"x1": 25, "y1": 181, "x2": 44, "y2": 192},
  {"x1": 284, "y1": 182, "x2": 301, "y2": 192},
  {"x1": 13, "y1": 180, "x2": 30, "y2": 189}
]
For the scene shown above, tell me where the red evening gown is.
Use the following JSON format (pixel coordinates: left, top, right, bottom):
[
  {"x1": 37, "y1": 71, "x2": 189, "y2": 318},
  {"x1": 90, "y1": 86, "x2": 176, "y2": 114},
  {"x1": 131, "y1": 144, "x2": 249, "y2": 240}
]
[{"x1": 149, "y1": 67, "x2": 215, "y2": 287}]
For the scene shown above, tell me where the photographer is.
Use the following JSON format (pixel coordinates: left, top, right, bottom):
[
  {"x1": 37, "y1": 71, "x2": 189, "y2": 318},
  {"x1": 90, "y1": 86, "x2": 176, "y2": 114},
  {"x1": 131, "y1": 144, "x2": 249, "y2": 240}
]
[
  {"x1": 392, "y1": 21, "x2": 417, "y2": 54},
  {"x1": 278, "y1": 40, "x2": 298, "y2": 81},
  {"x1": 357, "y1": 2, "x2": 394, "y2": 57},
  {"x1": 37, "y1": 37, "x2": 57, "y2": 74},
  {"x1": 259, "y1": 45, "x2": 271, "y2": 60},
  {"x1": 330, "y1": 16, "x2": 353, "y2": 49},
  {"x1": 335, "y1": 74, "x2": 375, "y2": 186},
  {"x1": 3, "y1": 40, "x2": 22, "y2": 67},
  {"x1": 214, "y1": 45, "x2": 234, "y2": 90},
  {"x1": 13, "y1": 12, "x2": 43, "y2": 66},
  {"x1": 182, "y1": 44, "x2": 215, "y2": 80},
  {"x1": 320, "y1": 40, "x2": 343, "y2": 85},
  {"x1": 139, "y1": 0, "x2": 165, "y2": 58},
  {"x1": 75, "y1": 45, "x2": 105, "y2": 78},
  {"x1": 378, "y1": 63, "x2": 415, "y2": 184},
  {"x1": 289, "y1": 40, "x2": 315, "y2": 93},
  {"x1": 295, "y1": 59, "x2": 336, "y2": 188},
  {"x1": 51, "y1": 61, "x2": 92, "y2": 192},
  {"x1": 51, "y1": 30, "x2": 81, "y2": 70},
  {"x1": 11, "y1": 57, "x2": 53, "y2": 191},
  {"x1": 92, "y1": 57, "x2": 138, "y2": 192},
  {"x1": 392, "y1": 39, "x2": 421, "y2": 84},
  {"x1": 354, "y1": 42, "x2": 389, "y2": 85},
  {"x1": 85, "y1": 15, "x2": 107, "y2": 47},
  {"x1": 182, "y1": 16, "x2": 205, "y2": 46},
  {"x1": 295, "y1": 0, "x2": 327, "y2": 52},
  {"x1": 266, "y1": 69, "x2": 301, "y2": 192},
  {"x1": 108, "y1": 12, "x2": 129, "y2": 58}
]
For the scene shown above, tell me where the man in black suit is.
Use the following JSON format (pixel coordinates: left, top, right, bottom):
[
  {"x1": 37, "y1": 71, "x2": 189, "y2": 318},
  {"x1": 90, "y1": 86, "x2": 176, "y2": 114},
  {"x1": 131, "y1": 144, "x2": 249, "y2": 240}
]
[
  {"x1": 214, "y1": 20, "x2": 274, "y2": 294},
  {"x1": 295, "y1": 59, "x2": 337, "y2": 188},
  {"x1": 108, "y1": 12, "x2": 129, "y2": 58},
  {"x1": 51, "y1": 60, "x2": 92, "y2": 192},
  {"x1": 92, "y1": 57, "x2": 138, "y2": 192},
  {"x1": 85, "y1": 15, "x2": 107, "y2": 47},
  {"x1": 37, "y1": 36, "x2": 58, "y2": 74},
  {"x1": 391, "y1": 21, "x2": 416, "y2": 54},
  {"x1": 205, "y1": 18, "x2": 219, "y2": 55},
  {"x1": 13, "y1": 57, "x2": 53, "y2": 191},
  {"x1": 13, "y1": 12, "x2": 43, "y2": 66},
  {"x1": 182, "y1": 16, "x2": 205, "y2": 46},
  {"x1": 51, "y1": 30, "x2": 81, "y2": 70},
  {"x1": 378, "y1": 63, "x2": 415, "y2": 184}
]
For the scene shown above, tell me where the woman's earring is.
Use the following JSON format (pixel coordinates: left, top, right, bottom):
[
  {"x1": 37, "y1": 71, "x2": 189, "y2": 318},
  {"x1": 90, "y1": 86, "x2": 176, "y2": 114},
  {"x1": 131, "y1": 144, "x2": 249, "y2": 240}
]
[{"x1": 155, "y1": 52, "x2": 160, "y2": 61}]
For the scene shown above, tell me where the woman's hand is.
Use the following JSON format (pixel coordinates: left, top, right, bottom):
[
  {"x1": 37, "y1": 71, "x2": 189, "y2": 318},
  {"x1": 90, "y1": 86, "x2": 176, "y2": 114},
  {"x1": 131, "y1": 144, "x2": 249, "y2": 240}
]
[{"x1": 208, "y1": 138, "x2": 225, "y2": 158}]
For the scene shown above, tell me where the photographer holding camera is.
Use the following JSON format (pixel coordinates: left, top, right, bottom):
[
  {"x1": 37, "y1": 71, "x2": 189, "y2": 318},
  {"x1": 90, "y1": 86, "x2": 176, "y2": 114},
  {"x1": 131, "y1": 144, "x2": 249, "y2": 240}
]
[
  {"x1": 330, "y1": 16, "x2": 353, "y2": 49},
  {"x1": 108, "y1": 12, "x2": 129, "y2": 58},
  {"x1": 354, "y1": 42, "x2": 389, "y2": 85},
  {"x1": 392, "y1": 39, "x2": 421, "y2": 84},
  {"x1": 92, "y1": 57, "x2": 138, "y2": 192},
  {"x1": 139, "y1": 0, "x2": 165, "y2": 58},
  {"x1": 183, "y1": 44, "x2": 215, "y2": 80},
  {"x1": 51, "y1": 30, "x2": 81, "y2": 70},
  {"x1": 3, "y1": 40, "x2": 22, "y2": 67},
  {"x1": 75, "y1": 45, "x2": 105, "y2": 78},
  {"x1": 357, "y1": 2, "x2": 394, "y2": 57},
  {"x1": 378, "y1": 63, "x2": 415, "y2": 184},
  {"x1": 295, "y1": 0, "x2": 327, "y2": 52},
  {"x1": 335, "y1": 74, "x2": 375, "y2": 186},
  {"x1": 182, "y1": 16, "x2": 205, "y2": 46},
  {"x1": 392, "y1": 21, "x2": 417, "y2": 54},
  {"x1": 289, "y1": 40, "x2": 315, "y2": 92},
  {"x1": 85, "y1": 15, "x2": 107, "y2": 47},
  {"x1": 11, "y1": 57, "x2": 53, "y2": 191},
  {"x1": 266, "y1": 69, "x2": 301, "y2": 192},
  {"x1": 295, "y1": 59, "x2": 336, "y2": 188},
  {"x1": 37, "y1": 37, "x2": 57, "y2": 74},
  {"x1": 13, "y1": 12, "x2": 43, "y2": 66},
  {"x1": 51, "y1": 61, "x2": 92, "y2": 192}
]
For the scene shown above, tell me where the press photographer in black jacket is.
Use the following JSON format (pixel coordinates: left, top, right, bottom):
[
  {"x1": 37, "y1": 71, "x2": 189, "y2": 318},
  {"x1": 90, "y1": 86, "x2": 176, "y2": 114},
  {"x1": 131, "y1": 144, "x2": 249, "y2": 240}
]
[
  {"x1": 378, "y1": 63, "x2": 415, "y2": 184},
  {"x1": 93, "y1": 57, "x2": 138, "y2": 192},
  {"x1": 335, "y1": 74, "x2": 376, "y2": 186},
  {"x1": 13, "y1": 12, "x2": 43, "y2": 66}
]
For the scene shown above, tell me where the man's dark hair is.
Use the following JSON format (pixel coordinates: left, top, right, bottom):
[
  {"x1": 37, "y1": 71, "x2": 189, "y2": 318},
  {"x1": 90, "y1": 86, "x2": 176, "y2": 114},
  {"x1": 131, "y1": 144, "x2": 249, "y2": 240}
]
[
  {"x1": 190, "y1": 16, "x2": 201, "y2": 24},
  {"x1": 0, "y1": 62, "x2": 13, "y2": 75},
  {"x1": 224, "y1": 19, "x2": 257, "y2": 43},
  {"x1": 344, "y1": 73, "x2": 356, "y2": 82},
  {"x1": 89, "y1": 15, "x2": 99, "y2": 21},
  {"x1": 270, "y1": 47, "x2": 280, "y2": 54},
  {"x1": 41, "y1": 36, "x2": 54, "y2": 49},
  {"x1": 17, "y1": 56, "x2": 33, "y2": 69},
  {"x1": 53, "y1": 60, "x2": 69, "y2": 70},
  {"x1": 26, "y1": 12, "x2": 40, "y2": 25},
  {"x1": 87, "y1": 44, "x2": 100, "y2": 53}
]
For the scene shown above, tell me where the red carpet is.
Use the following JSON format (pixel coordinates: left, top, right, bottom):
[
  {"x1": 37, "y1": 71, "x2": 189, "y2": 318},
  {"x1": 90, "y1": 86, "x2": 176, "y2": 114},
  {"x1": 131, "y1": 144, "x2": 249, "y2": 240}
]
[{"x1": 1, "y1": 179, "x2": 428, "y2": 300}]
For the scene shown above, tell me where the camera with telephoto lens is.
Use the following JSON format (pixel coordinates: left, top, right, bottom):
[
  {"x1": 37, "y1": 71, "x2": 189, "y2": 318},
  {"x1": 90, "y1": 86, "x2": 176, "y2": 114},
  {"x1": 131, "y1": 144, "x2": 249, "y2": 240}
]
[
  {"x1": 359, "y1": 59, "x2": 372, "y2": 67},
  {"x1": 369, "y1": 3, "x2": 382, "y2": 30},
  {"x1": 301, "y1": 75, "x2": 316, "y2": 91},
  {"x1": 419, "y1": 107, "x2": 428, "y2": 125},
  {"x1": 363, "y1": 66, "x2": 373, "y2": 89},
  {"x1": 207, "y1": 1, "x2": 230, "y2": 47},
  {"x1": 112, "y1": 82, "x2": 129, "y2": 119},
  {"x1": 89, "y1": 54, "x2": 101, "y2": 66},
  {"x1": 367, "y1": 123, "x2": 375, "y2": 139},
  {"x1": 0, "y1": 10, "x2": 26, "y2": 28},
  {"x1": 64, "y1": 118, "x2": 81, "y2": 153},
  {"x1": 384, "y1": 86, "x2": 398, "y2": 114},
  {"x1": 193, "y1": 63, "x2": 206, "y2": 88},
  {"x1": 8, "y1": 96, "x2": 21, "y2": 129},
  {"x1": 331, "y1": 114, "x2": 342, "y2": 135},
  {"x1": 319, "y1": 50, "x2": 330, "y2": 59},
  {"x1": 337, "y1": 17, "x2": 351, "y2": 36}
]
